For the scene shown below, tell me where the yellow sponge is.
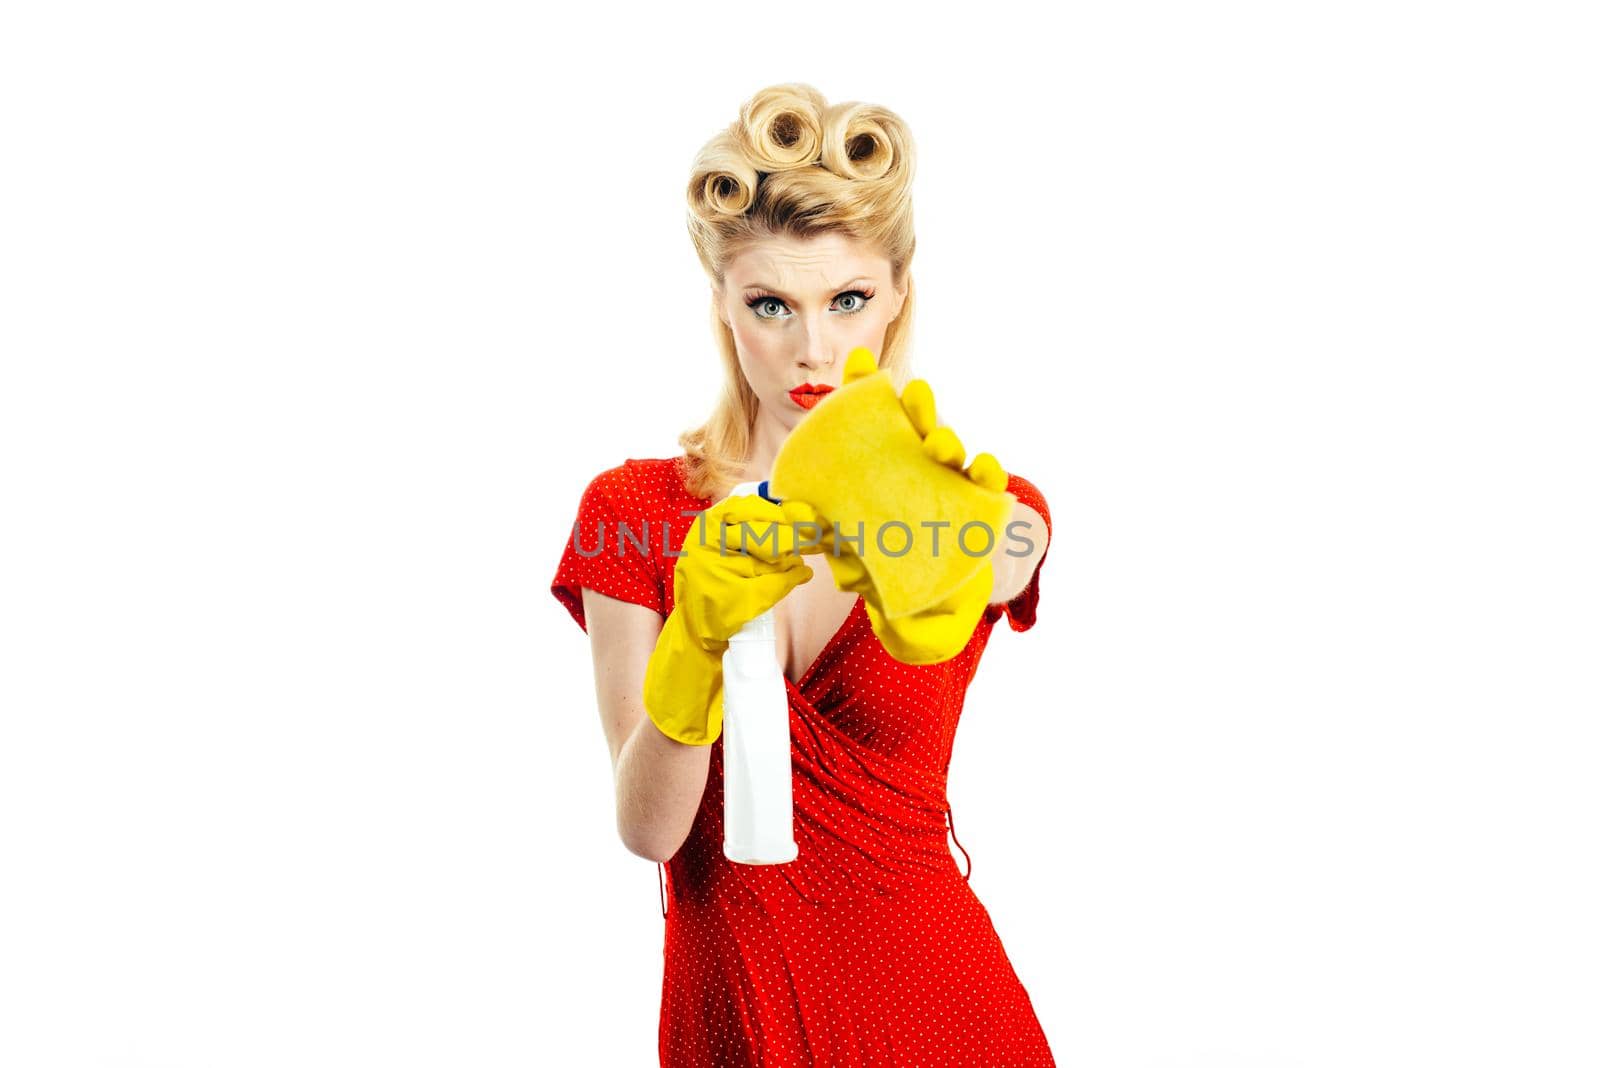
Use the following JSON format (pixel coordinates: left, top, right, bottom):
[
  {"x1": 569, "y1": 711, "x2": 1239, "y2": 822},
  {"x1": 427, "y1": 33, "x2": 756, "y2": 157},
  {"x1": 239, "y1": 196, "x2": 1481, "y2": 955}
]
[{"x1": 769, "y1": 356, "x2": 1016, "y2": 621}]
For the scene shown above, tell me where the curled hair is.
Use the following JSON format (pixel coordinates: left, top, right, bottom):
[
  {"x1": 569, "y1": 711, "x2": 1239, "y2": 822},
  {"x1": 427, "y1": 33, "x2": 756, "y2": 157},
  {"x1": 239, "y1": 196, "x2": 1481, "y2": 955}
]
[{"x1": 679, "y1": 83, "x2": 919, "y2": 500}]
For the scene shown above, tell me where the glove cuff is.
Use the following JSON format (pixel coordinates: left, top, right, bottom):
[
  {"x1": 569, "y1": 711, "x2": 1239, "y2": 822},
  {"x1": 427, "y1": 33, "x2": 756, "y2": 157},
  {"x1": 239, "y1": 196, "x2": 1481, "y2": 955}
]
[{"x1": 642, "y1": 608, "x2": 726, "y2": 747}]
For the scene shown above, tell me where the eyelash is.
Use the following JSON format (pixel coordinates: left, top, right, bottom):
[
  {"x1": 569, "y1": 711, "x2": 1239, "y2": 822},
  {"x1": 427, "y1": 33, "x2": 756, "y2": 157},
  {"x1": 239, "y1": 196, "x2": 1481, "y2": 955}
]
[{"x1": 744, "y1": 288, "x2": 876, "y2": 320}]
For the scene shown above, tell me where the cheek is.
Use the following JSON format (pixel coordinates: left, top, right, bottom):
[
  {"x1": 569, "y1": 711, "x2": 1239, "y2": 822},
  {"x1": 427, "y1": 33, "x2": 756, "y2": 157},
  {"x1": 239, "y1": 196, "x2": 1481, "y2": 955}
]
[
  {"x1": 732, "y1": 324, "x2": 783, "y2": 377},
  {"x1": 849, "y1": 306, "x2": 892, "y2": 340},
  {"x1": 736, "y1": 321, "x2": 787, "y2": 358},
  {"x1": 861, "y1": 301, "x2": 892, "y2": 328}
]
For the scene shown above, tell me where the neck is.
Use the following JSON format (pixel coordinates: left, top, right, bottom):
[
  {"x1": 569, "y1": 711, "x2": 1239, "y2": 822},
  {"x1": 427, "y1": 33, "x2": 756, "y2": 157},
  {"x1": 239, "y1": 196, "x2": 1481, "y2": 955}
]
[{"x1": 740, "y1": 405, "x2": 790, "y2": 484}]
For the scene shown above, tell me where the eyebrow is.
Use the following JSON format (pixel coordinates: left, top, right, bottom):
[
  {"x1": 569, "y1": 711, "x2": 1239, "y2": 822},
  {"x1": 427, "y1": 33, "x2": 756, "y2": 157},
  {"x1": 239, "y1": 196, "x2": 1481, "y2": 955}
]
[{"x1": 742, "y1": 276, "x2": 873, "y2": 298}]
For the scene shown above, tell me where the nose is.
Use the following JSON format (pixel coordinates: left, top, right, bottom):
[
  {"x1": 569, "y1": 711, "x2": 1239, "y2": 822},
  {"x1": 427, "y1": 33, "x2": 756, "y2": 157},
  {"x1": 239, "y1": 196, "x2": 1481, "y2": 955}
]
[{"x1": 796, "y1": 319, "x2": 836, "y2": 371}]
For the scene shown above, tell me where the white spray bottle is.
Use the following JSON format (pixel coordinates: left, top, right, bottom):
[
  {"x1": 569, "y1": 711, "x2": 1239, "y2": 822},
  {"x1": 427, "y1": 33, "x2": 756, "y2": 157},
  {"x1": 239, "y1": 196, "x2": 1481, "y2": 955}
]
[{"x1": 720, "y1": 478, "x2": 800, "y2": 865}]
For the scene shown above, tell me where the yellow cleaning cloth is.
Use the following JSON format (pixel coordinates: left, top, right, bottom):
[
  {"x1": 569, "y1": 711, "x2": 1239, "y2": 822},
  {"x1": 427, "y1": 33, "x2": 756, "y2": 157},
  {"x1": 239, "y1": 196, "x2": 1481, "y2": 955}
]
[{"x1": 769, "y1": 349, "x2": 1016, "y2": 622}]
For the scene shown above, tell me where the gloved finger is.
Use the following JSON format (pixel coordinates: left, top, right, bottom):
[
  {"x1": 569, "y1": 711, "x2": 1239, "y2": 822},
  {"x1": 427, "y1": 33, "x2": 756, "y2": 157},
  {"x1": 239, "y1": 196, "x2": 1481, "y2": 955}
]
[
  {"x1": 780, "y1": 500, "x2": 832, "y2": 556},
  {"x1": 743, "y1": 499, "x2": 830, "y2": 558},
  {"x1": 708, "y1": 550, "x2": 811, "y2": 588},
  {"x1": 965, "y1": 451, "x2": 1009, "y2": 493},
  {"x1": 709, "y1": 518, "x2": 803, "y2": 564},
  {"x1": 691, "y1": 512, "x2": 786, "y2": 563},
  {"x1": 787, "y1": 498, "x2": 851, "y2": 556},
  {"x1": 712, "y1": 497, "x2": 798, "y2": 561},
  {"x1": 779, "y1": 498, "x2": 821, "y2": 526},
  {"x1": 749, "y1": 561, "x2": 814, "y2": 612},
  {"x1": 799, "y1": 517, "x2": 856, "y2": 579},
  {"x1": 843, "y1": 346, "x2": 879, "y2": 385},
  {"x1": 901, "y1": 379, "x2": 937, "y2": 438},
  {"x1": 742, "y1": 550, "x2": 811, "y2": 574},
  {"x1": 808, "y1": 518, "x2": 853, "y2": 565},
  {"x1": 714, "y1": 494, "x2": 788, "y2": 528},
  {"x1": 778, "y1": 560, "x2": 815, "y2": 593},
  {"x1": 822, "y1": 548, "x2": 874, "y2": 595},
  {"x1": 923, "y1": 425, "x2": 966, "y2": 469}
]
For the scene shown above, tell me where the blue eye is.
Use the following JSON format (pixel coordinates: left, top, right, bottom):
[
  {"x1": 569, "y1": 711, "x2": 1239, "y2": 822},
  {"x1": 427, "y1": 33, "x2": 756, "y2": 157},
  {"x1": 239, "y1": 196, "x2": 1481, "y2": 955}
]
[{"x1": 745, "y1": 289, "x2": 876, "y2": 320}]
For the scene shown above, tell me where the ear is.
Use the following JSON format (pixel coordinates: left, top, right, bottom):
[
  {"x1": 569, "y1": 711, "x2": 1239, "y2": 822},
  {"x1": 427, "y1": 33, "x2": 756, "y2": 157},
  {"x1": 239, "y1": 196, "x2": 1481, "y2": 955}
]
[
  {"x1": 890, "y1": 276, "x2": 908, "y2": 322},
  {"x1": 712, "y1": 286, "x2": 729, "y2": 328}
]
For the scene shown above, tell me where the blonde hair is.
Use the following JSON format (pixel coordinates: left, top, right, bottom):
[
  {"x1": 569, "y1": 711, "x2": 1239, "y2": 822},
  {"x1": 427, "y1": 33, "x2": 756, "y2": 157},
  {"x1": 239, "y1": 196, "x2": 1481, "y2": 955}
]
[{"x1": 677, "y1": 83, "x2": 919, "y2": 501}]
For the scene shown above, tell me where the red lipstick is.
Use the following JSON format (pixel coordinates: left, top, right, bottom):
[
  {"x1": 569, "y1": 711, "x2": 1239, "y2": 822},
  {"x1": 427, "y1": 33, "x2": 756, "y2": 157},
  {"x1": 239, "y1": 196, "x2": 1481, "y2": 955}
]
[{"x1": 788, "y1": 383, "x2": 834, "y2": 411}]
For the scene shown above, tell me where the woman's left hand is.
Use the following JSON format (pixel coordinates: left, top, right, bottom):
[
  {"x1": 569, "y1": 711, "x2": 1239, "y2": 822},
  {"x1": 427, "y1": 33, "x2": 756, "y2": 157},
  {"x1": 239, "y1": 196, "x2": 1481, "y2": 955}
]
[{"x1": 789, "y1": 347, "x2": 1011, "y2": 664}]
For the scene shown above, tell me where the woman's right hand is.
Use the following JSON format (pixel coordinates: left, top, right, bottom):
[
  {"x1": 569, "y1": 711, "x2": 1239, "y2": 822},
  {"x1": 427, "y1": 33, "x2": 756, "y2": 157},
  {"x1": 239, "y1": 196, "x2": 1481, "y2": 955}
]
[
  {"x1": 643, "y1": 492, "x2": 814, "y2": 747},
  {"x1": 672, "y1": 493, "x2": 817, "y2": 651}
]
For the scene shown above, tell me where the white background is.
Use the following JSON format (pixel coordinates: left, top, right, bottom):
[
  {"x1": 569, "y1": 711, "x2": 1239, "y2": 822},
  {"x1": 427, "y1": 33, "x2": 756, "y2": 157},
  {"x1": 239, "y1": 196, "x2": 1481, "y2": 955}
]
[{"x1": 3, "y1": 2, "x2": 1596, "y2": 1065}]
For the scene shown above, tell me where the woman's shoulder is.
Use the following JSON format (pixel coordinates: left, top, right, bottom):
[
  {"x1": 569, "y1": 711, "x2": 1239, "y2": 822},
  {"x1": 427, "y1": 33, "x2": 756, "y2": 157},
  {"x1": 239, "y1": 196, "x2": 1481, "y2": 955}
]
[
  {"x1": 552, "y1": 456, "x2": 696, "y2": 632},
  {"x1": 1002, "y1": 470, "x2": 1051, "y2": 535},
  {"x1": 583, "y1": 455, "x2": 706, "y2": 517}
]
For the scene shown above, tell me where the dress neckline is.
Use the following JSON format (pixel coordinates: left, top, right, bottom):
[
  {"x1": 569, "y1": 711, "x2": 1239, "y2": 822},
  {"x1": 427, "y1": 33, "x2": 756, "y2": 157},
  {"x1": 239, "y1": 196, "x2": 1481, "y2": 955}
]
[{"x1": 785, "y1": 595, "x2": 865, "y2": 695}]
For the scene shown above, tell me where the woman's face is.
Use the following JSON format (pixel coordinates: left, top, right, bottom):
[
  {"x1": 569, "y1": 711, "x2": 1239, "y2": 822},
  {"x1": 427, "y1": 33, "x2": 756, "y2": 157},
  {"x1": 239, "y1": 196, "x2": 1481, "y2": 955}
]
[{"x1": 715, "y1": 232, "x2": 907, "y2": 431}]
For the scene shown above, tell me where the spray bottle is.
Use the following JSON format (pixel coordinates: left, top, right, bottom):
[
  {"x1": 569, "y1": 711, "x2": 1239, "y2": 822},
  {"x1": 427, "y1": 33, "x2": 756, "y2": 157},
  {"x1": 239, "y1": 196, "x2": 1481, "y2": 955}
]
[{"x1": 720, "y1": 478, "x2": 800, "y2": 866}]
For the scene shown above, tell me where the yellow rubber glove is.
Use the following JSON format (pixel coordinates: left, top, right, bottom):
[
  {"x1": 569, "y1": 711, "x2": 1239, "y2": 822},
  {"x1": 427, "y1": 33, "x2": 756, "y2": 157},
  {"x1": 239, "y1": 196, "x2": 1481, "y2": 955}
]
[
  {"x1": 642, "y1": 493, "x2": 815, "y2": 746},
  {"x1": 800, "y1": 347, "x2": 1011, "y2": 665}
]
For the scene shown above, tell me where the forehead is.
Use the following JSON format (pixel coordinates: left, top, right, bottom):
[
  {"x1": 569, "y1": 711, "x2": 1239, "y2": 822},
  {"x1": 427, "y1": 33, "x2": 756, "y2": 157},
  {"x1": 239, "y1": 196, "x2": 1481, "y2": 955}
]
[{"x1": 725, "y1": 233, "x2": 888, "y2": 287}]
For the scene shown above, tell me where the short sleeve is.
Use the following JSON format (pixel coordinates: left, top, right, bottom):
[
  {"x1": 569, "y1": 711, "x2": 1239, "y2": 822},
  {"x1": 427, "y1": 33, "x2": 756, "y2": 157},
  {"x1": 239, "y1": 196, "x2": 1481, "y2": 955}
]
[
  {"x1": 986, "y1": 472, "x2": 1052, "y2": 633},
  {"x1": 550, "y1": 467, "x2": 667, "y2": 633}
]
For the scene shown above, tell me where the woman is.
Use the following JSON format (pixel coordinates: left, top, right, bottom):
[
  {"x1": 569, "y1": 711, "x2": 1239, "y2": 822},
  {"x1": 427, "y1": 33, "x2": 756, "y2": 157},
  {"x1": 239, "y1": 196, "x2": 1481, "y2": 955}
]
[{"x1": 552, "y1": 83, "x2": 1056, "y2": 1066}]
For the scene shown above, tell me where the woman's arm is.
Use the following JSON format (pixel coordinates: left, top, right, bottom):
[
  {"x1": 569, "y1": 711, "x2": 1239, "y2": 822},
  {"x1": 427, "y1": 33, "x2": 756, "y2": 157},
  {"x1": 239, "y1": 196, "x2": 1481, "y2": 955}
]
[
  {"x1": 582, "y1": 587, "x2": 711, "y2": 863},
  {"x1": 989, "y1": 500, "x2": 1048, "y2": 605}
]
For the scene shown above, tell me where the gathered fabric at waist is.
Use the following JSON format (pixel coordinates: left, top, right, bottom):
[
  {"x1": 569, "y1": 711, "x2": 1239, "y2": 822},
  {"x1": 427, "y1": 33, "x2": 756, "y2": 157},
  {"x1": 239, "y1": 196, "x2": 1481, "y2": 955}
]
[{"x1": 668, "y1": 695, "x2": 964, "y2": 913}]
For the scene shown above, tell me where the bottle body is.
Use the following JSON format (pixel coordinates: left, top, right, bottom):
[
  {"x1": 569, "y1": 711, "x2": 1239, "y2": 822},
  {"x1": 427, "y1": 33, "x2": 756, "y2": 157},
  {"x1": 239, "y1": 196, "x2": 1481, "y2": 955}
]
[{"x1": 721, "y1": 480, "x2": 799, "y2": 865}]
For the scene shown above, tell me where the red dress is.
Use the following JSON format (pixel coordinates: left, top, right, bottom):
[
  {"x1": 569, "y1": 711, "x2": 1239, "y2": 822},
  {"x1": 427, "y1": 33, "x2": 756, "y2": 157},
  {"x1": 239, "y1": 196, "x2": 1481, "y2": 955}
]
[{"x1": 552, "y1": 456, "x2": 1057, "y2": 1067}]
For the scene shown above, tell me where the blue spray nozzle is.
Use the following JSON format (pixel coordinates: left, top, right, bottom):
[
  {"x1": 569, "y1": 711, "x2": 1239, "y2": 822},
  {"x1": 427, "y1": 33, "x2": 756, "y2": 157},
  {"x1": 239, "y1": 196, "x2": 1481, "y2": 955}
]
[{"x1": 728, "y1": 479, "x2": 783, "y2": 506}]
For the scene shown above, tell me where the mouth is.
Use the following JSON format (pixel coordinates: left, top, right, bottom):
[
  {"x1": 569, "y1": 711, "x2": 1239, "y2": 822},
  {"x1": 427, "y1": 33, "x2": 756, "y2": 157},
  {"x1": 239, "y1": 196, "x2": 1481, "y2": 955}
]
[{"x1": 788, "y1": 383, "x2": 835, "y2": 411}]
